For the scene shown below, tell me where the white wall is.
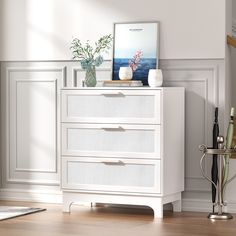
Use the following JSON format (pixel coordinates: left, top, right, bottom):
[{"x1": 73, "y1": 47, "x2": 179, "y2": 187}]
[
  {"x1": 232, "y1": 1, "x2": 236, "y2": 110},
  {"x1": 0, "y1": 0, "x2": 226, "y2": 61}
]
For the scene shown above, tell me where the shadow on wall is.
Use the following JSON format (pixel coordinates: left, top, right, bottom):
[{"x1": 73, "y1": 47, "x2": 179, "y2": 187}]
[
  {"x1": 52, "y1": 0, "x2": 163, "y2": 59},
  {"x1": 0, "y1": 0, "x2": 164, "y2": 60},
  {"x1": 0, "y1": 0, "x2": 66, "y2": 60},
  {"x1": 72, "y1": 0, "x2": 159, "y2": 20},
  {"x1": 0, "y1": 0, "x2": 165, "y2": 60}
]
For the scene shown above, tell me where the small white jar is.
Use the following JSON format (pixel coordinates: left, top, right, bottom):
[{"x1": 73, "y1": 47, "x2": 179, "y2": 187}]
[
  {"x1": 148, "y1": 69, "x2": 163, "y2": 87},
  {"x1": 119, "y1": 67, "x2": 133, "y2": 80}
]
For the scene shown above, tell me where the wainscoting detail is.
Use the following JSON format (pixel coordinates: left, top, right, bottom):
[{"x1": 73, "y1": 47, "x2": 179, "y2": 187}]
[
  {"x1": 161, "y1": 63, "x2": 219, "y2": 187},
  {"x1": 0, "y1": 59, "x2": 229, "y2": 212},
  {"x1": 1, "y1": 63, "x2": 66, "y2": 187}
]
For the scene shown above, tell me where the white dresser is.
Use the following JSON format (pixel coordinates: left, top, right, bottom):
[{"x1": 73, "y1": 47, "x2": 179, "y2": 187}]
[{"x1": 61, "y1": 87, "x2": 185, "y2": 218}]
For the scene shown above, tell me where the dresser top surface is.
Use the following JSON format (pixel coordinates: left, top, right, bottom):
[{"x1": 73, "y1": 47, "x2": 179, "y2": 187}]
[{"x1": 62, "y1": 87, "x2": 184, "y2": 91}]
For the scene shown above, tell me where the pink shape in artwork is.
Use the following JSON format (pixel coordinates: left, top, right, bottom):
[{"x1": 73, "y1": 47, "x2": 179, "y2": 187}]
[{"x1": 128, "y1": 50, "x2": 142, "y2": 72}]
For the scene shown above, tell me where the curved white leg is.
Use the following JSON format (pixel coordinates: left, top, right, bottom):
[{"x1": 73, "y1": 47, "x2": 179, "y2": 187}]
[
  {"x1": 63, "y1": 200, "x2": 73, "y2": 213},
  {"x1": 149, "y1": 200, "x2": 163, "y2": 219},
  {"x1": 172, "y1": 200, "x2": 182, "y2": 212}
]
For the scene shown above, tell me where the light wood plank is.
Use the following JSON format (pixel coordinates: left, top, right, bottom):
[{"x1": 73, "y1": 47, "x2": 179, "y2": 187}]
[{"x1": 0, "y1": 201, "x2": 236, "y2": 236}]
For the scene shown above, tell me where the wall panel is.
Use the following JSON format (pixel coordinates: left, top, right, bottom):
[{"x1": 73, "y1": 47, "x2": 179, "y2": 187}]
[{"x1": 1, "y1": 64, "x2": 66, "y2": 187}]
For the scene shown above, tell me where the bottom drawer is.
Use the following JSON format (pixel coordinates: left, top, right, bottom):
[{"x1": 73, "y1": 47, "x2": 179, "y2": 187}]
[{"x1": 62, "y1": 157, "x2": 161, "y2": 194}]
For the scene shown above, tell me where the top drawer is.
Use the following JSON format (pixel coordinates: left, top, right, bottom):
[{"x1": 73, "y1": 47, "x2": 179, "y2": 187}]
[{"x1": 61, "y1": 89, "x2": 161, "y2": 124}]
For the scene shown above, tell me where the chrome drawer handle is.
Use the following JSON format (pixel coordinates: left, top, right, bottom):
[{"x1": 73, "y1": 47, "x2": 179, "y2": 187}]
[
  {"x1": 101, "y1": 92, "x2": 124, "y2": 96},
  {"x1": 101, "y1": 126, "x2": 125, "y2": 131},
  {"x1": 101, "y1": 159, "x2": 124, "y2": 165}
]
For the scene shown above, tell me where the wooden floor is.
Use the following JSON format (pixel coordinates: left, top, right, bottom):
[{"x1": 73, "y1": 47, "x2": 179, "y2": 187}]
[{"x1": 0, "y1": 201, "x2": 236, "y2": 236}]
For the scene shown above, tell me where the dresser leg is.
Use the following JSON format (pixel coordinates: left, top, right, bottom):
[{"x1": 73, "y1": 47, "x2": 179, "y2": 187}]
[
  {"x1": 63, "y1": 200, "x2": 73, "y2": 213},
  {"x1": 150, "y1": 201, "x2": 163, "y2": 218},
  {"x1": 172, "y1": 199, "x2": 182, "y2": 212}
]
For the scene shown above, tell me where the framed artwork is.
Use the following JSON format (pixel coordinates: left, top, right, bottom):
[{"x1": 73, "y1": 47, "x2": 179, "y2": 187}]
[{"x1": 112, "y1": 22, "x2": 159, "y2": 85}]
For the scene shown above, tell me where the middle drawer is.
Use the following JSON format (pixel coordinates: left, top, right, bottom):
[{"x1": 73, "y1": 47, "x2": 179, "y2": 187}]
[{"x1": 61, "y1": 123, "x2": 161, "y2": 159}]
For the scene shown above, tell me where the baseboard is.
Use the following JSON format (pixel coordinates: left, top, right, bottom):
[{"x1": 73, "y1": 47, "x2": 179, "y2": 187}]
[
  {"x1": 223, "y1": 201, "x2": 236, "y2": 213},
  {"x1": 0, "y1": 189, "x2": 212, "y2": 213},
  {"x1": 1, "y1": 189, "x2": 236, "y2": 214},
  {"x1": 182, "y1": 198, "x2": 236, "y2": 214},
  {"x1": 182, "y1": 198, "x2": 212, "y2": 212},
  {"x1": 0, "y1": 188, "x2": 63, "y2": 204}
]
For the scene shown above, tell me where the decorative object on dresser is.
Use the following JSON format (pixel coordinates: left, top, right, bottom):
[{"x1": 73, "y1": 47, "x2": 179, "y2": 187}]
[
  {"x1": 112, "y1": 22, "x2": 159, "y2": 85},
  {"x1": 61, "y1": 87, "x2": 185, "y2": 218},
  {"x1": 119, "y1": 67, "x2": 133, "y2": 80},
  {"x1": 103, "y1": 80, "x2": 143, "y2": 87},
  {"x1": 148, "y1": 69, "x2": 163, "y2": 87},
  {"x1": 70, "y1": 34, "x2": 113, "y2": 87}
]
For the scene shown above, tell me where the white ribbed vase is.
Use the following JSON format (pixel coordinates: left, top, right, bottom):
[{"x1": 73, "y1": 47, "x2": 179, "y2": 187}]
[
  {"x1": 148, "y1": 69, "x2": 163, "y2": 87},
  {"x1": 119, "y1": 67, "x2": 133, "y2": 80}
]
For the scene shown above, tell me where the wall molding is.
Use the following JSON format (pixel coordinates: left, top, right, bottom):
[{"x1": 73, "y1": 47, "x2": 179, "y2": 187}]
[
  {"x1": 6, "y1": 179, "x2": 60, "y2": 186},
  {"x1": 182, "y1": 198, "x2": 236, "y2": 213},
  {"x1": 0, "y1": 188, "x2": 220, "y2": 212},
  {"x1": 6, "y1": 66, "x2": 67, "y2": 86},
  {"x1": 3, "y1": 65, "x2": 64, "y2": 185},
  {"x1": 14, "y1": 79, "x2": 58, "y2": 174},
  {"x1": 0, "y1": 188, "x2": 62, "y2": 203},
  {"x1": 161, "y1": 64, "x2": 219, "y2": 106},
  {"x1": 164, "y1": 78, "x2": 208, "y2": 180},
  {"x1": 161, "y1": 63, "x2": 219, "y2": 183},
  {"x1": 182, "y1": 198, "x2": 212, "y2": 212},
  {"x1": 1, "y1": 189, "x2": 236, "y2": 214}
]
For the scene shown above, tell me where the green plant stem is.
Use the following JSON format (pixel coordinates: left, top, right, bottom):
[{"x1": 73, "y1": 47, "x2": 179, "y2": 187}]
[{"x1": 70, "y1": 34, "x2": 112, "y2": 67}]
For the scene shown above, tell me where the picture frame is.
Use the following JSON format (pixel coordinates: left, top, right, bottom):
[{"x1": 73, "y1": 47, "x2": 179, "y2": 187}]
[{"x1": 112, "y1": 21, "x2": 159, "y2": 85}]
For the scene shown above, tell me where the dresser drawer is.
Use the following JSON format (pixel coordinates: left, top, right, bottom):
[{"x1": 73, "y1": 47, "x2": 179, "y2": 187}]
[
  {"x1": 61, "y1": 90, "x2": 161, "y2": 124},
  {"x1": 61, "y1": 123, "x2": 161, "y2": 158},
  {"x1": 62, "y1": 157, "x2": 161, "y2": 194}
]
